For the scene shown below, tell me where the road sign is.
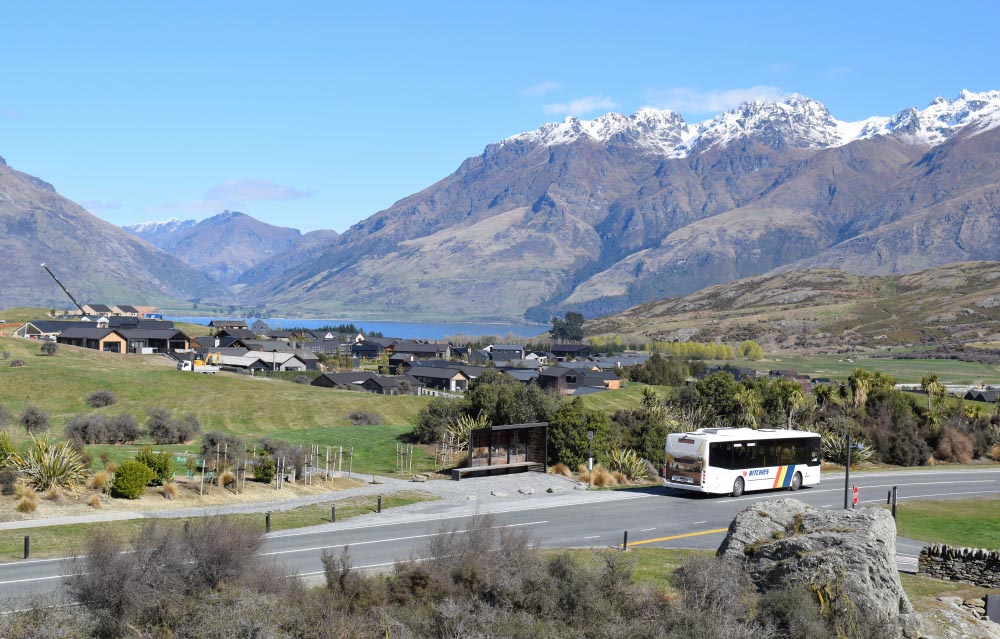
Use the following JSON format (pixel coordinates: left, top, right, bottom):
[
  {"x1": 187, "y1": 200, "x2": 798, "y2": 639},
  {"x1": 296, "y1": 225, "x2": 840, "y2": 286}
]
[{"x1": 852, "y1": 485, "x2": 859, "y2": 507}]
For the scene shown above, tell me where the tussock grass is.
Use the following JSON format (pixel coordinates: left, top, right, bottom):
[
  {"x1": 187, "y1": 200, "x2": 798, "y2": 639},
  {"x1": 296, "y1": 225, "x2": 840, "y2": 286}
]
[
  {"x1": 44, "y1": 485, "x2": 64, "y2": 501},
  {"x1": 15, "y1": 496, "x2": 37, "y2": 513},
  {"x1": 87, "y1": 470, "x2": 110, "y2": 490},
  {"x1": 161, "y1": 481, "x2": 178, "y2": 500},
  {"x1": 86, "y1": 493, "x2": 102, "y2": 508},
  {"x1": 548, "y1": 463, "x2": 572, "y2": 478}
]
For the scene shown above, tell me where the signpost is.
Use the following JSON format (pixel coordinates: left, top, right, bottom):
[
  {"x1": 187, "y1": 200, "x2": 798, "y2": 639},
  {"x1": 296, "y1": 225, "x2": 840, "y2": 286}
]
[
  {"x1": 852, "y1": 485, "x2": 859, "y2": 508},
  {"x1": 587, "y1": 430, "x2": 594, "y2": 489}
]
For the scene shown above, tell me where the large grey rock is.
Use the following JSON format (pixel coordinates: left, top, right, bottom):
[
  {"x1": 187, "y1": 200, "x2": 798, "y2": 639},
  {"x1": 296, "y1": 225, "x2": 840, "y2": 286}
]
[{"x1": 718, "y1": 499, "x2": 920, "y2": 638}]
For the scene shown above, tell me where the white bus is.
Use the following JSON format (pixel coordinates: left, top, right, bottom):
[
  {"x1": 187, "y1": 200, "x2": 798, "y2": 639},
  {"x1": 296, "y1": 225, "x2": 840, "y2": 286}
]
[{"x1": 665, "y1": 427, "x2": 821, "y2": 496}]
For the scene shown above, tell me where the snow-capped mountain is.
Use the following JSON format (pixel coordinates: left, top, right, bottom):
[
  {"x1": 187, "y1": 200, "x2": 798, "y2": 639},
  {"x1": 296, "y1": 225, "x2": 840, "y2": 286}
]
[
  {"x1": 501, "y1": 90, "x2": 1000, "y2": 156},
  {"x1": 123, "y1": 217, "x2": 197, "y2": 236}
]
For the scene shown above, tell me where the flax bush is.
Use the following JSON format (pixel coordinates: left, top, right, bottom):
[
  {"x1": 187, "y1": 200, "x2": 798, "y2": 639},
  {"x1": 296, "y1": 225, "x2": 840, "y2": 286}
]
[{"x1": 9, "y1": 436, "x2": 87, "y2": 491}]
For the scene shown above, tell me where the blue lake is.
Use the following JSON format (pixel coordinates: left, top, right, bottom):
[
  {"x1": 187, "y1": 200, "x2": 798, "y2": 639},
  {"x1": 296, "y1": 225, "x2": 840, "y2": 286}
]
[{"x1": 164, "y1": 317, "x2": 547, "y2": 340}]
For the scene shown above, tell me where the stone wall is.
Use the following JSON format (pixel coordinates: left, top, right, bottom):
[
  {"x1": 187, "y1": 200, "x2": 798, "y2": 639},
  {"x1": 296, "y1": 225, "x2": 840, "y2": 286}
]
[{"x1": 918, "y1": 544, "x2": 1000, "y2": 588}]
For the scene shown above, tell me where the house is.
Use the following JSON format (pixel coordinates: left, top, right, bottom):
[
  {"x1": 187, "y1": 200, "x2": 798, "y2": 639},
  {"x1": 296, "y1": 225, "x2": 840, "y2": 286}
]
[
  {"x1": 469, "y1": 349, "x2": 492, "y2": 366},
  {"x1": 209, "y1": 319, "x2": 248, "y2": 331},
  {"x1": 250, "y1": 319, "x2": 270, "y2": 333},
  {"x1": 591, "y1": 354, "x2": 651, "y2": 371},
  {"x1": 14, "y1": 320, "x2": 97, "y2": 340},
  {"x1": 539, "y1": 366, "x2": 621, "y2": 395},
  {"x1": 311, "y1": 371, "x2": 375, "y2": 389},
  {"x1": 407, "y1": 366, "x2": 470, "y2": 393},
  {"x1": 56, "y1": 327, "x2": 128, "y2": 353},
  {"x1": 352, "y1": 340, "x2": 384, "y2": 359},
  {"x1": 965, "y1": 389, "x2": 1000, "y2": 403},
  {"x1": 360, "y1": 375, "x2": 423, "y2": 396},
  {"x1": 116, "y1": 327, "x2": 190, "y2": 353},
  {"x1": 215, "y1": 328, "x2": 256, "y2": 341},
  {"x1": 113, "y1": 305, "x2": 141, "y2": 317},
  {"x1": 389, "y1": 341, "x2": 451, "y2": 359},
  {"x1": 501, "y1": 369, "x2": 540, "y2": 384},
  {"x1": 82, "y1": 304, "x2": 116, "y2": 317},
  {"x1": 490, "y1": 344, "x2": 525, "y2": 361},
  {"x1": 243, "y1": 351, "x2": 308, "y2": 372},
  {"x1": 549, "y1": 344, "x2": 591, "y2": 361}
]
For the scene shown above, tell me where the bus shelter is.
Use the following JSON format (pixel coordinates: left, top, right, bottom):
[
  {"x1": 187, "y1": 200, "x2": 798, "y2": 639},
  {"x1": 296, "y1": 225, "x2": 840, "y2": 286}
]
[{"x1": 452, "y1": 422, "x2": 548, "y2": 480}]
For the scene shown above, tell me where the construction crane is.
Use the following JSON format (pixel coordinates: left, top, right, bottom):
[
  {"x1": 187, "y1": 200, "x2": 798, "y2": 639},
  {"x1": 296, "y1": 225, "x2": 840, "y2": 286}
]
[{"x1": 40, "y1": 263, "x2": 87, "y2": 316}]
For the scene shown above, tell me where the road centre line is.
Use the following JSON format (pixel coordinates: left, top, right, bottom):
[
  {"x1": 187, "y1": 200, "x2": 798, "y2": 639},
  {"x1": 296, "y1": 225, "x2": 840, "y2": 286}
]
[
  {"x1": 262, "y1": 520, "x2": 547, "y2": 557},
  {"x1": 625, "y1": 528, "x2": 729, "y2": 548}
]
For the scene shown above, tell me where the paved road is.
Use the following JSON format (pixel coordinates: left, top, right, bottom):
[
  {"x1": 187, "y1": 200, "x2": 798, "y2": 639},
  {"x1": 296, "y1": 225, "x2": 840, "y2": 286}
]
[{"x1": 1, "y1": 468, "x2": 997, "y2": 605}]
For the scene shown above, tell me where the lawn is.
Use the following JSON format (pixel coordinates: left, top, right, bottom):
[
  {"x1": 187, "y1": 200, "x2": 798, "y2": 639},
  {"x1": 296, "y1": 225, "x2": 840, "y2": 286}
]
[
  {"x1": 0, "y1": 336, "x2": 429, "y2": 444},
  {"x1": 0, "y1": 490, "x2": 435, "y2": 561},
  {"x1": 578, "y1": 383, "x2": 670, "y2": 413},
  {"x1": 895, "y1": 497, "x2": 1000, "y2": 549}
]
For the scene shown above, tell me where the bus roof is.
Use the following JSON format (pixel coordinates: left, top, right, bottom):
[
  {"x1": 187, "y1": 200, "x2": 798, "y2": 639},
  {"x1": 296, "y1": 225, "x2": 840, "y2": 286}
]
[{"x1": 672, "y1": 427, "x2": 819, "y2": 441}]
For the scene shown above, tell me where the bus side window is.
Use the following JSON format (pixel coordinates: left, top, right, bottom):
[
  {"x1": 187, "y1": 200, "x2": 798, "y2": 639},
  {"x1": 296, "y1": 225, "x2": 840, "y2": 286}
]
[
  {"x1": 757, "y1": 441, "x2": 776, "y2": 467},
  {"x1": 709, "y1": 442, "x2": 733, "y2": 469},
  {"x1": 808, "y1": 438, "x2": 821, "y2": 465},
  {"x1": 736, "y1": 442, "x2": 753, "y2": 469}
]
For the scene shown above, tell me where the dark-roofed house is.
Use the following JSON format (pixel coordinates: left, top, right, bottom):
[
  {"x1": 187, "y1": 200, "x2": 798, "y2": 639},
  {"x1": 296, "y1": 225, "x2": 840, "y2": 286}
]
[
  {"x1": 57, "y1": 327, "x2": 127, "y2": 353},
  {"x1": 113, "y1": 305, "x2": 141, "y2": 317},
  {"x1": 14, "y1": 320, "x2": 98, "y2": 340},
  {"x1": 216, "y1": 328, "x2": 256, "y2": 341},
  {"x1": 407, "y1": 366, "x2": 470, "y2": 393},
  {"x1": 360, "y1": 375, "x2": 423, "y2": 396},
  {"x1": 210, "y1": 319, "x2": 248, "y2": 330},
  {"x1": 539, "y1": 366, "x2": 621, "y2": 395},
  {"x1": 501, "y1": 369, "x2": 540, "y2": 384},
  {"x1": 82, "y1": 304, "x2": 115, "y2": 316},
  {"x1": 311, "y1": 371, "x2": 375, "y2": 389},
  {"x1": 250, "y1": 319, "x2": 270, "y2": 333},
  {"x1": 490, "y1": 344, "x2": 525, "y2": 361},
  {"x1": 117, "y1": 327, "x2": 190, "y2": 353},
  {"x1": 352, "y1": 340, "x2": 384, "y2": 360},
  {"x1": 389, "y1": 341, "x2": 451, "y2": 359},
  {"x1": 550, "y1": 344, "x2": 591, "y2": 361},
  {"x1": 965, "y1": 389, "x2": 1000, "y2": 403}
]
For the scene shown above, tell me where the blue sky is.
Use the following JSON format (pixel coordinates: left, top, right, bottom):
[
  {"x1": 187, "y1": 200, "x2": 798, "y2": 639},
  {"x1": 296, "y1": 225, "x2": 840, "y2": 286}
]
[{"x1": 1, "y1": 1, "x2": 998, "y2": 232}]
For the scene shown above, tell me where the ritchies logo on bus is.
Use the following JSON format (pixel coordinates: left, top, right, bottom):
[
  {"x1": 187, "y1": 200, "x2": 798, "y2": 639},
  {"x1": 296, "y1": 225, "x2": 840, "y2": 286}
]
[{"x1": 743, "y1": 469, "x2": 770, "y2": 477}]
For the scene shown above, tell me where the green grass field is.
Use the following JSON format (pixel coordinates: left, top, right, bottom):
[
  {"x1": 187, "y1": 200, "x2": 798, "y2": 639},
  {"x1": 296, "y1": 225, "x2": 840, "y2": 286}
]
[
  {"x1": 895, "y1": 498, "x2": 1000, "y2": 549},
  {"x1": 743, "y1": 354, "x2": 1000, "y2": 384}
]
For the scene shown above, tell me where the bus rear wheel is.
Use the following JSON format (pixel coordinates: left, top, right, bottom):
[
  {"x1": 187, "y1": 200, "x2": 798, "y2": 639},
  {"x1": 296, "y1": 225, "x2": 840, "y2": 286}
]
[
  {"x1": 789, "y1": 472, "x2": 802, "y2": 491},
  {"x1": 732, "y1": 477, "x2": 745, "y2": 497}
]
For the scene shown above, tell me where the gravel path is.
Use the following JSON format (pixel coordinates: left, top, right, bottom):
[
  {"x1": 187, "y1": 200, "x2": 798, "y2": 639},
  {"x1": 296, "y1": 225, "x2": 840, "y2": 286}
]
[{"x1": 0, "y1": 473, "x2": 595, "y2": 530}]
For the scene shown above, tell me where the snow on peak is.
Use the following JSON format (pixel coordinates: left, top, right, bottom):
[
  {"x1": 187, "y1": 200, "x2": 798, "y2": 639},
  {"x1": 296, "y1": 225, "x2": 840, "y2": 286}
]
[
  {"x1": 501, "y1": 108, "x2": 695, "y2": 155},
  {"x1": 123, "y1": 217, "x2": 196, "y2": 234},
  {"x1": 499, "y1": 89, "x2": 1000, "y2": 158}
]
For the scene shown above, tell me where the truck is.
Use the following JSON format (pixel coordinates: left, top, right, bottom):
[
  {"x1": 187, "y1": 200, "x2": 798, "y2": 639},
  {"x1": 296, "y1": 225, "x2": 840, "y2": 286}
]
[{"x1": 177, "y1": 352, "x2": 221, "y2": 374}]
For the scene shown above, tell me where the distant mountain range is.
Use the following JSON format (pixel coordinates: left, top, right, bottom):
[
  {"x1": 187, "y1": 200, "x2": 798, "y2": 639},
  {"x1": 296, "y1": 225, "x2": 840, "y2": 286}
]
[
  {"x1": 124, "y1": 212, "x2": 337, "y2": 287},
  {"x1": 3, "y1": 90, "x2": 1000, "y2": 323},
  {"x1": 0, "y1": 156, "x2": 222, "y2": 310},
  {"x1": 238, "y1": 90, "x2": 1000, "y2": 321}
]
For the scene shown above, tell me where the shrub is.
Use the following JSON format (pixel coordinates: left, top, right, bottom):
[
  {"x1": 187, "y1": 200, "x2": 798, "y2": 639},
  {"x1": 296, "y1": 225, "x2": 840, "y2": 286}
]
[
  {"x1": 0, "y1": 469, "x2": 16, "y2": 495},
  {"x1": 255, "y1": 454, "x2": 276, "y2": 483},
  {"x1": 935, "y1": 427, "x2": 974, "y2": 464},
  {"x1": 348, "y1": 410, "x2": 380, "y2": 425},
  {"x1": 607, "y1": 448, "x2": 647, "y2": 481},
  {"x1": 412, "y1": 397, "x2": 468, "y2": 444},
  {"x1": 64, "y1": 413, "x2": 108, "y2": 444},
  {"x1": 111, "y1": 460, "x2": 155, "y2": 499},
  {"x1": 9, "y1": 360, "x2": 25, "y2": 367},
  {"x1": 8, "y1": 436, "x2": 88, "y2": 490},
  {"x1": 15, "y1": 496, "x2": 37, "y2": 513},
  {"x1": 147, "y1": 408, "x2": 201, "y2": 444},
  {"x1": 293, "y1": 375, "x2": 311, "y2": 385},
  {"x1": 0, "y1": 430, "x2": 16, "y2": 466},
  {"x1": 200, "y1": 431, "x2": 245, "y2": 462},
  {"x1": 218, "y1": 470, "x2": 236, "y2": 488},
  {"x1": 87, "y1": 493, "x2": 102, "y2": 508},
  {"x1": 40, "y1": 341, "x2": 58, "y2": 356},
  {"x1": 1, "y1": 351, "x2": 8, "y2": 360},
  {"x1": 135, "y1": 446, "x2": 173, "y2": 485},
  {"x1": 548, "y1": 462, "x2": 572, "y2": 478},
  {"x1": 0, "y1": 406, "x2": 12, "y2": 428},
  {"x1": 19, "y1": 404, "x2": 50, "y2": 434},
  {"x1": 44, "y1": 485, "x2": 64, "y2": 501},
  {"x1": 85, "y1": 389, "x2": 117, "y2": 408},
  {"x1": 259, "y1": 438, "x2": 305, "y2": 480},
  {"x1": 14, "y1": 481, "x2": 38, "y2": 513}
]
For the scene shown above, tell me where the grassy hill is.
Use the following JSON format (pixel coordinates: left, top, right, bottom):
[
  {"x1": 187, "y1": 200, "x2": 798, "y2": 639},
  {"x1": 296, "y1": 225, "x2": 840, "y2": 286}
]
[
  {"x1": 0, "y1": 336, "x2": 429, "y2": 445},
  {"x1": 586, "y1": 262, "x2": 1000, "y2": 353}
]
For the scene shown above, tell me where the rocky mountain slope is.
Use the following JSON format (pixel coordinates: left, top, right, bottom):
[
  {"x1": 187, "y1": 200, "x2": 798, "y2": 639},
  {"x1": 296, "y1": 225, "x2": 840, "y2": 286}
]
[
  {"x1": 0, "y1": 156, "x2": 223, "y2": 310},
  {"x1": 124, "y1": 211, "x2": 335, "y2": 286},
  {"x1": 585, "y1": 261, "x2": 1000, "y2": 351},
  {"x1": 242, "y1": 90, "x2": 1000, "y2": 321}
]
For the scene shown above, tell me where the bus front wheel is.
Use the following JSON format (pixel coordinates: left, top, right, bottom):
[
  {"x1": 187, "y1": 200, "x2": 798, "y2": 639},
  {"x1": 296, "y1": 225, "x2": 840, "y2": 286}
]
[
  {"x1": 732, "y1": 477, "x2": 745, "y2": 497},
  {"x1": 789, "y1": 472, "x2": 802, "y2": 491}
]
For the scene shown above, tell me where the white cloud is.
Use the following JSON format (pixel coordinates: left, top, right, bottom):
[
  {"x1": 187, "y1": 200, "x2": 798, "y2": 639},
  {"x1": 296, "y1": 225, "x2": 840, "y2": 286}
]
[
  {"x1": 542, "y1": 96, "x2": 619, "y2": 117},
  {"x1": 521, "y1": 81, "x2": 561, "y2": 96},
  {"x1": 646, "y1": 85, "x2": 786, "y2": 115},
  {"x1": 149, "y1": 179, "x2": 315, "y2": 214}
]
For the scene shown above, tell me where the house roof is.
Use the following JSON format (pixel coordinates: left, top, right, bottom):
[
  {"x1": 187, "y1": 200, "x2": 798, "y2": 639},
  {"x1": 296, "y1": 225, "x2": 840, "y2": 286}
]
[
  {"x1": 210, "y1": 320, "x2": 247, "y2": 328},
  {"x1": 117, "y1": 328, "x2": 189, "y2": 340},
  {"x1": 244, "y1": 351, "x2": 306, "y2": 365},
  {"x1": 313, "y1": 372, "x2": 376, "y2": 386},
  {"x1": 20, "y1": 320, "x2": 99, "y2": 334},
  {"x1": 58, "y1": 327, "x2": 123, "y2": 340},
  {"x1": 570, "y1": 386, "x2": 608, "y2": 396},
  {"x1": 363, "y1": 375, "x2": 422, "y2": 389},
  {"x1": 407, "y1": 366, "x2": 469, "y2": 380},
  {"x1": 115, "y1": 305, "x2": 141, "y2": 314},
  {"x1": 491, "y1": 344, "x2": 525, "y2": 351},
  {"x1": 501, "y1": 369, "x2": 540, "y2": 382},
  {"x1": 391, "y1": 342, "x2": 449, "y2": 354},
  {"x1": 218, "y1": 328, "x2": 256, "y2": 339},
  {"x1": 86, "y1": 304, "x2": 114, "y2": 313}
]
